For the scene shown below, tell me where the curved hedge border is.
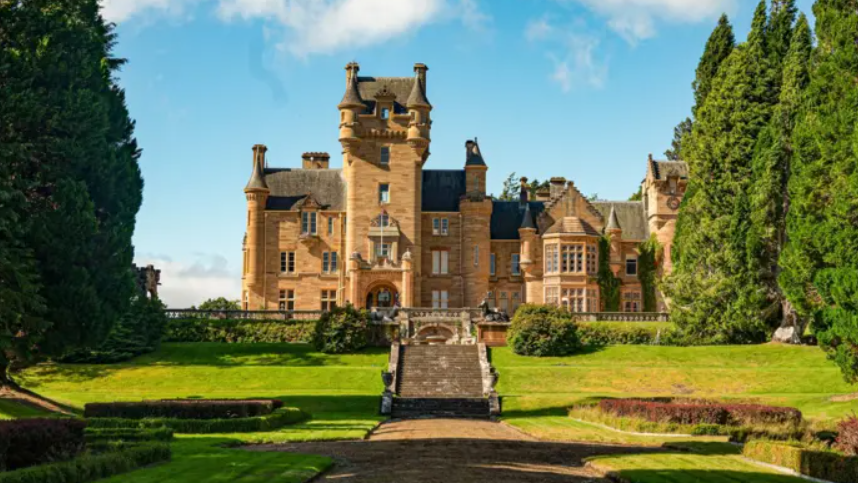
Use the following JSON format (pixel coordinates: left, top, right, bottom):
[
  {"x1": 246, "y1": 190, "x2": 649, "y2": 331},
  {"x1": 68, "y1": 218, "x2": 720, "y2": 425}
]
[
  {"x1": 87, "y1": 407, "x2": 309, "y2": 434},
  {"x1": 0, "y1": 443, "x2": 170, "y2": 483},
  {"x1": 599, "y1": 399, "x2": 802, "y2": 426},
  {"x1": 84, "y1": 399, "x2": 282, "y2": 420},
  {"x1": 164, "y1": 318, "x2": 315, "y2": 343},
  {"x1": 84, "y1": 427, "x2": 174, "y2": 443},
  {"x1": 743, "y1": 441, "x2": 858, "y2": 483}
]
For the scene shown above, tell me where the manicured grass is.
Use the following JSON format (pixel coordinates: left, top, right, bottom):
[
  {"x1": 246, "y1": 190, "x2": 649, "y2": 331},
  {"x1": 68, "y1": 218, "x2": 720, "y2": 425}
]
[
  {"x1": 17, "y1": 343, "x2": 387, "y2": 483},
  {"x1": 0, "y1": 398, "x2": 56, "y2": 419}
]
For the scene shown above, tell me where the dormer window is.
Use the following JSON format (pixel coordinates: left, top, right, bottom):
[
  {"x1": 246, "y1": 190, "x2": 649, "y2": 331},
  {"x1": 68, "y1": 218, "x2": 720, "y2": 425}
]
[
  {"x1": 381, "y1": 107, "x2": 390, "y2": 120},
  {"x1": 669, "y1": 177, "x2": 678, "y2": 195},
  {"x1": 301, "y1": 212, "x2": 317, "y2": 235},
  {"x1": 380, "y1": 147, "x2": 390, "y2": 165}
]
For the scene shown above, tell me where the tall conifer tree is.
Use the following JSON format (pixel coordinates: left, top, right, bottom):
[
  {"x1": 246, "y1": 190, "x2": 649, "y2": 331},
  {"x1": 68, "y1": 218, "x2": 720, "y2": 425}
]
[{"x1": 781, "y1": 0, "x2": 858, "y2": 380}]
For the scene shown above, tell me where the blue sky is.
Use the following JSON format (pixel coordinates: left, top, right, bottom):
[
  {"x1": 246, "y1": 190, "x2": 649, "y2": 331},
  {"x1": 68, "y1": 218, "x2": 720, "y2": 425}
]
[{"x1": 109, "y1": 0, "x2": 815, "y2": 306}]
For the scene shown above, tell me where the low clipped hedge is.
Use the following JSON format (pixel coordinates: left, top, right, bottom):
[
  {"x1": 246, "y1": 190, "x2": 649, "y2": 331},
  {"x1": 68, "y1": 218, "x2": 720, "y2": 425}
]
[
  {"x1": 164, "y1": 318, "x2": 315, "y2": 343},
  {"x1": 84, "y1": 427, "x2": 174, "y2": 443},
  {"x1": 0, "y1": 443, "x2": 170, "y2": 483},
  {"x1": 577, "y1": 322, "x2": 680, "y2": 346},
  {"x1": 507, "y1": 304, "x2": 582, "y2": 357},
  {"x1": 743, "y1": 441, "x2": 858, "y2": 483},
  {"x1": 598, "y1": 399, "x2": 802, "y2": 426},
  {"x1": 0, "y1": 419, "x2": 86, "y2": 471},
  {"x1": 87, "y1": 407, "x2": 308, "y2": 434},
  {"x1": 84, "y1": 399, "x2": 283, "y2": 420}
]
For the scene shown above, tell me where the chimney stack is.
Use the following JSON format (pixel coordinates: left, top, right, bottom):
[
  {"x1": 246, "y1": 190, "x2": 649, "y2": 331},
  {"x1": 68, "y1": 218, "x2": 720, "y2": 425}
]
[
  {"x1": 252, "y1": 144, "x2": 268, "y2": 169},
  {"x1": 302, "y1": 152, "x2": 330, "y2": 170},
  {"x1": 550, "y1": 177, "x2": 566, "y2": 200},
  {"x1": 345, "y1": 62, "x2": 360, "y2": 86},
  {"x1": 519, "y1": 176, "x2": 529, "y2": 207},
  {"x1": 414, "y1": 63, "x2": 428, "y2": 92}
]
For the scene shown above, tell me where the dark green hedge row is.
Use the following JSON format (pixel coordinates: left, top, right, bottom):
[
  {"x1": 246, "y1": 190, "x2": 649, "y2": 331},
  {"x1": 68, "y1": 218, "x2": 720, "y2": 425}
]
[
  {"x1": 164, "y1": 318, "x2": 315, "y2": 343},
  {"x1": 0, "y1": 443, "x2": 170, "y2": 483},
  {"x1": 87, "y1": 407, "x2": 308, "y2": 434},
  {"x1": 743, "y1": 441, "x2": 858, "y2": 483},
  {"x1": 84, "y1": 427, "x2": 173, "y2": 442},
  {"x1": 0, "y1": 419, "x2": 86, "y2": 471},
  {"x1": 84, "y1": 399, "x2": 281, "y2": 420},
  {"x1": 577, "y1": 322, "x2": 681, "y2": 346}
]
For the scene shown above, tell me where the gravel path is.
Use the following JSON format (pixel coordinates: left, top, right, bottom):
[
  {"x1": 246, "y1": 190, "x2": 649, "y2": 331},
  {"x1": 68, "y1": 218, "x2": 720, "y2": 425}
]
[{"x1": 251, "y1": 418, "x2": 651, "y2": 482}]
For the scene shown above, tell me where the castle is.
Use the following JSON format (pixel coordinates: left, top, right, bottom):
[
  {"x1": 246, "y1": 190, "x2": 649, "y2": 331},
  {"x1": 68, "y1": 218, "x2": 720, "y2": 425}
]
[{"x1": 241, "y1": 62, "x2": 687, "y2": 314}]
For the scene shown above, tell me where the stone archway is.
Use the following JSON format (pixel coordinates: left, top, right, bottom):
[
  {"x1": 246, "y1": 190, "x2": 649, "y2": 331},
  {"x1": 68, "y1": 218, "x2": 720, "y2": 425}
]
[
  {"x1": 365, "y1": 282, "x2": 399, "y2": 309},
  {"x1": 414, "y1": 324, "x2": 456, "y2": 345}
]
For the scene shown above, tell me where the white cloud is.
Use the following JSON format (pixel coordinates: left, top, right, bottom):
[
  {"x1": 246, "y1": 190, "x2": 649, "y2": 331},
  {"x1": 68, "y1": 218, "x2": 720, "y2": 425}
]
[
  {"x1": 525, "y1": 17, "x2": 554, "y2": 42},
  {"x1": 527, "y1": 17, "x2": 607, "y2": 92},
  {"x1": 100, "y1": 0, "x2": 197, "y2": 22},
  {"x1": 568, "y1": 0, "x2": 735, "y2": 42},
  {"x1": 459, "y1": 0, "x2": 492, "y2": 33},
  {"x1": 135, "y1": 253, "x2": 241, "y2": 308}
]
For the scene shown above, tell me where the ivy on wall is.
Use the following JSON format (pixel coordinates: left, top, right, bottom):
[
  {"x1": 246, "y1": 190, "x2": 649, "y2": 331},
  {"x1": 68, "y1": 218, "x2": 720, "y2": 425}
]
[
  {"x1": 598, "y1": 236, "x2": 621, "y2": 311},
  {"x1": 638, "y1": 235, "x2": 662, "y2": 312}
]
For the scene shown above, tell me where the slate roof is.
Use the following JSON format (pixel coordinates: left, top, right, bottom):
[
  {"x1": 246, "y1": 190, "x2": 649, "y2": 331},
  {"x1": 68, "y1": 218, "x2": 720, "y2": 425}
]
[
  {"x1": 263, "y1": 169, "x2": 346, "y2": 211},
  {"x1": 592, "y1": 201, "x2": 649, "y2": 241},
  {"x1": 339, "y1": 75, "x2": 365, "y2": 109},
  {"x1": 520, "y1": 203, "x2": 536, "y2": 229},
  {"x1": 357, "y1": 76, "x2": 414, "y2": 114},
  {"x1": 543, "y1": 216, "x2": 601, "y2": 236},
  {"x1": 406, "y1": 77, "x2": 431, "y2": 109},
  {"x1": 651, "y1": 160, "x2": 689, "y2": 180},
  {"x1": 491, "y1": 201, "x2": 546, "y2": 240},
  {"x1": 422, "y1": 170, "x2": 466, "y2": 212}
]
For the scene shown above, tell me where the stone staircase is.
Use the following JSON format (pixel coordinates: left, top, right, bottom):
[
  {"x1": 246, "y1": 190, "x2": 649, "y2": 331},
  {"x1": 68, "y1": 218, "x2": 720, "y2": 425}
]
[{"x1": 392, "y1": 344, "x2": 491, "y2": 419}]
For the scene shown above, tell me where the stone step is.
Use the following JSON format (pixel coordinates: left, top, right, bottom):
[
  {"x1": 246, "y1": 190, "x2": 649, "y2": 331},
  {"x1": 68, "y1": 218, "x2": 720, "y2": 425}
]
[{"x1": 391, "y1": 397, "x2": 490, "y2": 419}]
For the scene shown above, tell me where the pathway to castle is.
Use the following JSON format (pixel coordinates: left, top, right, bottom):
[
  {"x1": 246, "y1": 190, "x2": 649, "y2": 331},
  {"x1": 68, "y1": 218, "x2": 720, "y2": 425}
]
[{"x1": 253, "y1": 419, "x2": 653, "y2": 482}]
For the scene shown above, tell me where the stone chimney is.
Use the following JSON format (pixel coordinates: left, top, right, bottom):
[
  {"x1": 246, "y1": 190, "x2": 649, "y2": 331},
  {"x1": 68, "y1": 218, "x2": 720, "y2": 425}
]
[
  {"x1": 550, "y1": 177, "x2": 566, "y2": 200},
  {"x1": 345, "y1": 61, "x2": 360, "y2": 86},
  {"x1": 302, "y1": 152, "x2": 330, "y2": 169},
  {"x1": 414, "y1": 63, "x2": 428, "y2": 92},
  {"x1": 519, "y1": 176, "x2": 529, "y2": 208},
  {"x1": 252, "y1": 144, "x2": 267, "y2": 169},
  {"x1": 535, "y1": 187, "x2": 551, "y2": 201}
]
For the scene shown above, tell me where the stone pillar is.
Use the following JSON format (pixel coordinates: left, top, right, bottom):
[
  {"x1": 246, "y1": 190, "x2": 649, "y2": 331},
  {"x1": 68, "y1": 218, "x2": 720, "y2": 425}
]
[
  {"x1": 401, "y1": 250, "x2": 413, "y2": 307},
  {"x1": 349, "y1": 253, "x2": 362, "y2": 308}
]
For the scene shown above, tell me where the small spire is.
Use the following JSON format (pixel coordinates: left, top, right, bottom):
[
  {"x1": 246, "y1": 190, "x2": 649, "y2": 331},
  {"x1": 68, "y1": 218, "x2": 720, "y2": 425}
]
[
  {"x1": 520, "y1": 203, "x2": 536, "y2": 230},
  {"x1": 245, "y1": 145, "x2": 269, "y2": 191},
  {"x1": 465, "y1": 139, "x2": 486, "y2": 167},
  {"x1": 338, "y1": 72, "x2": 364, "y2": 109},
  {"x1": 406, "y1": 75, "x2": 431, "y2": 109},
  {"x1": 606, "y1": 206, "x2": 621, "y2": 231}
]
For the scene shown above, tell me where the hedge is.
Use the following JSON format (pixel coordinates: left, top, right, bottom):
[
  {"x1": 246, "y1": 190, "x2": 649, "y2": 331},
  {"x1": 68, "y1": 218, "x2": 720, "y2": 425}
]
[
  {"x1": 577, "y1": 322, "x2": 680, "y2": 346},
  {"x1": 84, "y1": 399, "x2": 282, "y2": 420},
  {"x1": 87, "y1": 407, "x2": 308, "y2": 434},
  {"x1": 84, "y1": 427, "x2": 174, "y2": 443},
  {"x1": 0, "y1": 419, "x2": 86, "y2": 471},
  {"x1": 507, "y1": 304, "x2": 582, "y2": 357},
  {"x1": 0, "y1": 443, "x2": 171, "y2": 483},
  {"x1": 313, "y1": 305, "x2": 369, "y2": 354},
  {"x1": 598, "y1": 399, "x2": 802, "y2": 426},
  {"x1": 743, "y1": 441, "x2": 858, "y2": 483},
  {"x1": 164, "y1": 318, "x2": 315, "y2": 343}
]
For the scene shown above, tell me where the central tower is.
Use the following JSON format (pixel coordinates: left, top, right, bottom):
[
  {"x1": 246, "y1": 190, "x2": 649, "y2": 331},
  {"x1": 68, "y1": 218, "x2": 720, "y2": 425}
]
[{"x1": 339, "y1": 62, "x2": 432, "y2": 307}]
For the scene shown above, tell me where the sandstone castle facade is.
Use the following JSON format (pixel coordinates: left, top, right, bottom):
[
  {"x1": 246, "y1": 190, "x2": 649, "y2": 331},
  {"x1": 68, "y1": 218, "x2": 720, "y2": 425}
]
[{"x1": 242, "y1": 63, "x2": 687, "y2": 314}]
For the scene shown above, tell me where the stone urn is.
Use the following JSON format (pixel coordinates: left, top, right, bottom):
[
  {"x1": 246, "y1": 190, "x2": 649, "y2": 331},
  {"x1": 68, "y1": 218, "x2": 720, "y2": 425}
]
[{"x1": 381, "y1": 370, "x2": 394, "y2": 390}]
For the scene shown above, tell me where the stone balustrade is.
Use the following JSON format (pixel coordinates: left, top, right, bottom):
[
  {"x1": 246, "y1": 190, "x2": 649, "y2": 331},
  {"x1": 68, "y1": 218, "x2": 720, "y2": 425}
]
[{"x1": 164, "y1": 309, "x2": 326, "y2": 321}]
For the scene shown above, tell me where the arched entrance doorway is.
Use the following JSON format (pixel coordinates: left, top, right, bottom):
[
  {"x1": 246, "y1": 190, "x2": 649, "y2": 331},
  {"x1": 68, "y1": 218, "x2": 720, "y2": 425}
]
[{"x1": 365, "y1": 283, "x2": 399, "y2": 309}]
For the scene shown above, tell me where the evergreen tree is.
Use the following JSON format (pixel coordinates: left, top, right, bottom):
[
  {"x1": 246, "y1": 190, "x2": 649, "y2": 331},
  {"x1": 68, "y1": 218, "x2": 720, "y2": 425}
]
[
  {"x1": 781, "y1": 0, "x2": 858, "y2": 380},
  {"x1": 691, "y1": 14, "x2": 737, "y2": 119},
  {"x1": 768, "y1": 0, "x2": 799, "y2": 68},
  {"x1": 665, "y1": 2, "x2": 779, "y2": 343},
  {"x1": 0, "y1": 0, "x2": 143, "y2": 377},
  {"x1": 665, "y1": 117, "x2": 692, "y2": 161}
]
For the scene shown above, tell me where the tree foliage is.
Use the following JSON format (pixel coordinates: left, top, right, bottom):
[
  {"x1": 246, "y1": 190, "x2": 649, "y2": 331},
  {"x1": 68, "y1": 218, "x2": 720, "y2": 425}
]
[
  {"x1": 196, "y1": 298, "x2": 241, "y2": 311},
  {"x1": 498, "y1": 172, "x2": 519, "y2": 201},
  {"x1": 598, "y1": 236, "x2": 621, "y2": 312},
  {"x1": 665, "y1": 117, "x2": 692, "y2": 161}
]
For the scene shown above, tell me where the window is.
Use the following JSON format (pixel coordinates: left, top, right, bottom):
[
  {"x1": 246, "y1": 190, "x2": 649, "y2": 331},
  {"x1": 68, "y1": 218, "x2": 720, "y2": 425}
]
[
  {"x1": 512, "y1": 292, "x2": 521, "y2": 312},
  {"x1": 321, "y1": 290, "x2": 337, "y2": 312},
  {"x1": 322, "y1": 252, "x2": 338, "y2": 273},
  {"x1": 432, "y1": 218, "x2": 448, "y2": 236},
  {"x1": 280, "y1": 252, "x2": 296, "y2": 273},
  {"x1": 669, "y1": 178, "x2": 677, "y2": 194},
  {"x1": 561, "y1": 245, "x2": 584, "y2": 273},
  {"x1": 376, "y1": 243, "x2": 391, "y2": 259},
  {"x1": 432, "y1": 250, "x2": 449, "y2": 274},
  {"x1": 499, "y1": 292, "x2": 509, "y2": 313},
  {"x1": 474, "y1": 246, "x2": 479, "y2": 267},
  {"x1": 511, "y1": 254, "x2": 521, "y2": 276},
  {"x1": 562, "y1": 288, "x2": 586, "y2": 313},
  {"x1": 587, "y1": 244, "x2": 598, "y2": 274},
  {"x1": 432, "y1": 290, "x2": 449, "y2": 309},
  {"x1": 624, "y1": 292, "x2": 641, "y2": 313},
  {"x1": 379, "y1": 184, "x2": 390, "y2": 204},
  {"x1": 243, "y1": 291, "x2": 249, "y2": 310},
  {"x1": 545, "y1": 244, "x2": 559, "y2": 273},
  {"x1": 381, "y1": 107, "x2": 390, "y2": 120},
  {"x1": 377, "y1": 212, "x2": 390, "y2": 227},
  {"x1": 626, "y1": 256, "x2": 638, "y2": 276},
  {"x1": 279, "y1": 289, "x2": 295, "y2": 311},
  {"x1": 490, "y1": 253, "x2": 496, "y2": 276},
  {"x1": 380, "y1": 147, "x2": 390, "y2": 165},
  {"x1": 328, "y1": 217, "x2": 334, "y2": 235},
  {"x1": 587, "y1": 289, "x2": 599, "y2": 313},
  {"x1": 301, "y1": 212, "x2": 317, "y2": 235},
  {"x1": 545, "y1": 287, "x2": 559, "y2": 306}
]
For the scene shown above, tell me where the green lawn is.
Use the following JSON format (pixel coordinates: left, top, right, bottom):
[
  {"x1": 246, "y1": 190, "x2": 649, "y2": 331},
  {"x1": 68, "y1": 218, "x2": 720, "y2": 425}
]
[
  {"x1": 0, "y1": 398, "x2": 56, "y2": 419},
  {"x1": 17, "y1": 343, "x2": 388, "y2": 483}
]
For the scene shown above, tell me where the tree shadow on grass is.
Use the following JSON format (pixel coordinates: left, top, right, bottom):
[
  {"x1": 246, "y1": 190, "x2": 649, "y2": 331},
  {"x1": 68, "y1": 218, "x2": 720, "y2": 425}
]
[{"x1": 602, "y1": 469, "x2": 805, "y2": 483}]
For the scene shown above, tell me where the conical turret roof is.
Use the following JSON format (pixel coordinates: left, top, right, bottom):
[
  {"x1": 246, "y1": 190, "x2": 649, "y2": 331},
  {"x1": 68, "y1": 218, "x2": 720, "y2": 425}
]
[
  {"x1": 245, "y1": 156, "x2": 269, "y2": 191},
  {"x1": 606, "y1": 206, "x2": 622, "y2": 231},
  {"x1": 520, "y1": 203, "x2": 536, "y2": 230},
  {"x1": 406, "y1": 77, "x2": 431, "y2": 109},
  {"x1": 338, "y1": 74, "x2": 365, "y2": 109}
]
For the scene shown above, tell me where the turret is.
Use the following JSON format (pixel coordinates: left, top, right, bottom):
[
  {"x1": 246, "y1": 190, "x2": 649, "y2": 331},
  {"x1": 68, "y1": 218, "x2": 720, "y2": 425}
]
[
  {"x1": 406, "y1": 63, "x2": 432, "y2": 156},
  {"x1": 606, "y1": 206, "x2": 623, "y2": 276},
  {"x1": 338, "y1": 62, "x2": 364, "y2": 154},
  {"x1": 518, "y1": 188, "x2": 537, "y2": 274},
  {"x1": 464, "y1": 139, "x2": 487, "y2": 198},
  {"x1": 244, "y1": 144, "x2": 270, "y2": 309}
]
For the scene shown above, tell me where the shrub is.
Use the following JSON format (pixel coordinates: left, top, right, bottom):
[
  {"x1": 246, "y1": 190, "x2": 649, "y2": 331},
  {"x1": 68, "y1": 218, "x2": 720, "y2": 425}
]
[
  {"x1": 724, "y1": 403, "x2": 802, "y2": 426},
  {"x1": 577, "y1": 322, "x2": 680, "y2": 346},
  {"x1": 836, "y1": 416, "x2": 858, "y2": 456},
  {"x1": 87, "y1": 407, "x2": 308, "y2": 434},
  {"x1": 743, "y1": 441, "x2": 858, "y2": 483},
  {"x1": 83, "y1": 399, "x2": 281, "y2": 420},
  {"x1": 599, "y1": 399, "x2": 727, "y2": 425},
  {"x1": 0, "y1": 419, "x2": 86, "y2": 471},
  {"x1": 0, "y1": 443, "x2": 170, "y2": 483},
  {"x1": 84, "y1": 427, "x2": 174, "y2": 443},
  {"x1": 507, "y1": 304, "x2": 581, "y2": 357},
  {"x1": 313, "y1": 305, "x2": 369, "y2": 354},
  {"x1": 164, "y1": 318, "x2": 315, "y2": 343}
]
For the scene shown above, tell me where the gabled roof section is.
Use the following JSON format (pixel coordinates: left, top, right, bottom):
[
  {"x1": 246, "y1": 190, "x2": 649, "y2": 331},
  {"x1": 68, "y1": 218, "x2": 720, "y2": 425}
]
[
  {"x1": 422, "y1": 170, "x2": 466, "y2": 212},
  {"x1": 544, "y1": 217, "x2": 601, "y2": 237},
  {"x1": 491, "y1": 201, "x2": 546, "y2": 240},
  {"x1": 357, "y1": 76, "x2": 414, "y2": 114},
  {"x1": 592, "y1": 201, "x2": 649, "y2": 241},
  {"x1": 263, "y1": 169, "x2": 345, "y2": 211}
]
